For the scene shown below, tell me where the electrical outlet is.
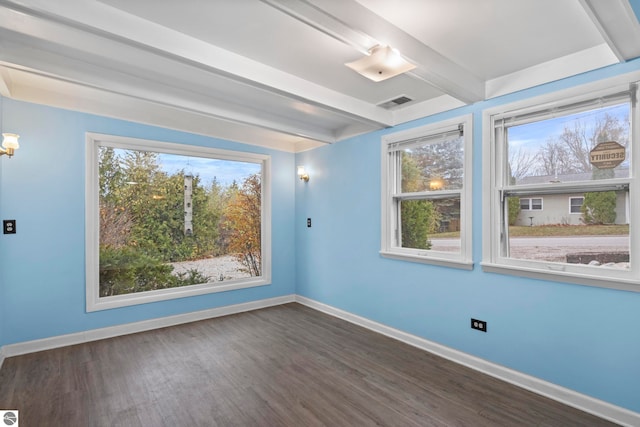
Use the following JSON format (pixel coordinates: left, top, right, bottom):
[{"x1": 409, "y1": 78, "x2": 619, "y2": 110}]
[
  {"x1": 307, "y1": 218, "x2": 312, "y2": 227},
  {"x1": 471, "y1": 318, "x2": 487, "y2": 332},
  {"x1": 3, "y1": 219, "x2": 16, "y2": 234}
]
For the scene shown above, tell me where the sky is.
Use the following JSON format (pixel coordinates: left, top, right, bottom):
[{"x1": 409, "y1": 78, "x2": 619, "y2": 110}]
[
  {"x1": 157, "y1": 153, "x2": 260, "y2": 187},
  {"x1": 508, "y1": 103, "x2": 629, "y2": 151},
  {"x1": 107, "y1": 148, "x2": 261, "y2": 188}
]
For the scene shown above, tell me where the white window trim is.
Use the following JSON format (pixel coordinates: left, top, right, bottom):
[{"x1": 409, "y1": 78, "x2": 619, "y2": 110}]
[
  {"x1": 380, "y1": 114, "x2": 473, "y2": 270},
  {"x1": 520, "y1": 197, "x2": 543, "y2": 211},
  {"x1": 569, "y1": 197, "x2": 584, "y2": 214},
  {"x1": 85, "y1": 133, "x2": 272, "y2": 312},
  {"x1": 482, "y1": 71, "x2": 640, "y2": 293}
]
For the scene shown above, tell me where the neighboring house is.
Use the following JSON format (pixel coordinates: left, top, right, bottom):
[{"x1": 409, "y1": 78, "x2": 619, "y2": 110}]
[{"x1": 514, "y1": 169, "x2": 629, "y2": 226}]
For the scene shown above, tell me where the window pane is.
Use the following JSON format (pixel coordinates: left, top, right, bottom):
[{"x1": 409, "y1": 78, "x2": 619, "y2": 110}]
[
  {"x1": 570, "y1": 197, "x2": 584, "y2": 213},
  {"x1": 506, "y1": 103, "x2": 629, "y2": 185},
  {"x1": 400, "y1": 136, "x2": 463, "y2": 192},
  {"x1": 531, "y1": 198, "x2": 543, "y2": 210},
  {"x1": 98, "y1": 147, "x2": 262, "y2": 297},
  {"x1": 400, "y1": 197, "x2": 461, "y2": 252},
  {"x1": 519, "y1": 198, "x2": 530, "y2": 210},
  {"x1": 505, "y1": 191, "x2": 629, "y2": 267}
]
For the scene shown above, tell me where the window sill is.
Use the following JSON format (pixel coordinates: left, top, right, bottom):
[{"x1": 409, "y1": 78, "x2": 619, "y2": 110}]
[
  {"x1": 86, "y1": 278, "x2": 270, "y2": 312},
  {"x1": 480, "y1": 262, "x2": 640, "y2": 293},
  {"x1": 380, "y1": 251, "x2": 474, "y2": 270}
]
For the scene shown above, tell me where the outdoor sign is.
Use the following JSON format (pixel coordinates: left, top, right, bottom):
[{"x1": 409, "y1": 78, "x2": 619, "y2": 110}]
[{"x1": 589, "y1": 141, "x2": 625, "y2": 169}]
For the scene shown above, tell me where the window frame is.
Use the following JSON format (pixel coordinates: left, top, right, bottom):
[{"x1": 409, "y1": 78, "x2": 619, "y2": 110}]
[
  {"x1": 569, "y1": 196, "x2": 584, "y2": 214},
  {"x1": 380, "y1": 114, "x2": 473, "y2": 270},
  {"x1": 482, "y1": 75, "x2": 640, "y2": 292},
  {"x1": 85, "y1": 133, "x2": 272, "y2": 312},
  {"x1": 520, "y1": 197, "x2": 543, "y2": 211}
]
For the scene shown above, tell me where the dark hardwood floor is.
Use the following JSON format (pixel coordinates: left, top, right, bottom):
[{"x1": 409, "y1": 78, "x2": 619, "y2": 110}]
[{"x1": 0, "y1": 303, "x2": 617, "y2": 426}]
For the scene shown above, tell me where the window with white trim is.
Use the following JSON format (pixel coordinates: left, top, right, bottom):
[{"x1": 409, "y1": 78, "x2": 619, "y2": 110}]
[
  {"x1": 483, "y1": 81, "x2": 638, "y2": 291},
  {"x1": 381, "y1": 115, "x2": 473, "y2": 269},
  {"x1": 569, "y1": 197, "x2": 584, "y2": 214},
  {"x1": 86, "y1": 133, "x2": 272, "y2": 311},
  {"x1": 520, "y1": 198, "x2": 543, "y2": 211}
]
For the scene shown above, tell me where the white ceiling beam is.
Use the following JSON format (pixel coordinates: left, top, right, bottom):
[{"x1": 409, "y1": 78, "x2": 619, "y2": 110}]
[
  {"x1": 7, "y1": 70, "x2": 317, "y2": 153},
  {"x1": 485, "y1": 43, "x2": 619, "y2": 99},
  {"x1": 260, "y1": 0, "x2": 375, "y2": 54},
  {"x1": 261, "y1": 0, "x2": 485, "y2": 104},
  {"x1": 0, "y1": 0, "x2": 394, "y2": 128},
  {"x1": 0, "y1": 65, "x2": 12, "y2": 96},
  {"x1": 578, "y1": 0, "x2": 640, "y2": 61},
  {"x1": 0, "y1": 44, "x2": 339, "y2": 145}
]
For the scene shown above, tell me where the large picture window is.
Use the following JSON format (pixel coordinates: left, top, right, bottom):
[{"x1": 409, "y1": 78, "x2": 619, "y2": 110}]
[
  {"x1": 86, "y1": 134, "x2": 271, "y2": 311},
  {"x1": 483, "y1": 80, "x2": 639, "y2": 291},
  {"x1": 381, "y1": 115, "x2": 473, "y2": 269}
]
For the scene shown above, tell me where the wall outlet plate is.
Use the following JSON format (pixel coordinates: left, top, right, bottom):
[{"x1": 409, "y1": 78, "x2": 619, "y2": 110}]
[
  {"x1": 3, "y1": 219, "x2": 16, "y2": 234},
  {"x1": 471, "y1": 318, "x2": 487, "y2": 332}
]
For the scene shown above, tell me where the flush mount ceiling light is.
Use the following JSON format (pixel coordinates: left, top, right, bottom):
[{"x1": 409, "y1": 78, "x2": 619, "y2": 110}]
[{"x1": 345, "y1": 45, "x2": 416, "y2": 82}]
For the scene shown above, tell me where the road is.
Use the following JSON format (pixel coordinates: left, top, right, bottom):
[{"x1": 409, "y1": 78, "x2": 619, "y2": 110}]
[
  {"x1": 430, "y1": 235, "x2": 629, "y2": 264},
  {"x1": 507, "y1": 235, "x2": 627, "y2": 247},
  {"x1": 430, "y1": 235, "x2": 627, "y2": 248}
]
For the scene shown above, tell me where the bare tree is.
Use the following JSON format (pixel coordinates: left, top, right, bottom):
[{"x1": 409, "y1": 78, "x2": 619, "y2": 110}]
[
  {"x1": 508, "y1": 146, "x2": 537, "y2": 181},
  {"x1": 99, "y1": 203, "x2": 133, "y2": 248},
  {"x1": 536, "y1": 139, "x2": 579, "y2": 177},
  {"x1": 558, "y1": 112, "x2": 628, "y2": 173}
]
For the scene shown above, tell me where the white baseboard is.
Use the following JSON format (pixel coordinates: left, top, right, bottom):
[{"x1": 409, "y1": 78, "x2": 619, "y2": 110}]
[
  {"x1": 295, "y1": 295, "x2": 640, "y2": 427},
  {"x1": 0, "y1": 347, "x2": 5, "y2": 372},
  {"x1": 0, "y1": 294, "x2": 295, "y2": 358}
]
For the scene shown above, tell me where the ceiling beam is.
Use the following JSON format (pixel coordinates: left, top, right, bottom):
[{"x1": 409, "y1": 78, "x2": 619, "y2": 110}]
[
  {"x1": 485, "y1": 43, "x2": 619, "y2": 99},
  {"x1": 260, "y1": 0, "x2": 485, "y2": 104},
  {"x1": 0, "y1": 43, "x2": 340, "y2": 145},
  {"x1": 0, "y1": 66, "x2": 12, "y2": 96},
  {"x1": 578, "y1": 0, "x2": 640, "y2": 61},
  {"x1": 4, "y1": 67, "x2": 316, "y2": 153}
]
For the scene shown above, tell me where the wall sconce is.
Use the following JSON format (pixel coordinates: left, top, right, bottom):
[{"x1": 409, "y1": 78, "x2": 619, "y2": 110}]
[
  {"x1": 1, "y1": 133, "x2": 20, "y2": 158},
  {"x1": 297, "y1": 165, "x2": 309, "y2": 182}
]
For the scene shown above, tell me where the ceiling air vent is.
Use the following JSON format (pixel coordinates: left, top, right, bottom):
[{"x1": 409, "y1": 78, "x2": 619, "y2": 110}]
[{"x1": 378, "y1": 95, "x2": 413, "y2": 109}]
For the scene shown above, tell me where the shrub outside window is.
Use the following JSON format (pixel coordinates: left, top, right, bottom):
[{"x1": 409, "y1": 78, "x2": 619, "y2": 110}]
[
  {"x1": 86, "y1": 133, "x2": 271, "y2": 311},
  {"x1": 381, "y1": 115, "x2": 473, "y2": 269},
  {"x1": 482, "y1": 80, "x2": 639, "y2": 292}
]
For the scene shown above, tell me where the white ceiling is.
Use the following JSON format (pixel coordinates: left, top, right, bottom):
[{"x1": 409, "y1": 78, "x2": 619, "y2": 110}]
[{"x1": 0, "y1": 0, "x2": 639, "y2": 152}]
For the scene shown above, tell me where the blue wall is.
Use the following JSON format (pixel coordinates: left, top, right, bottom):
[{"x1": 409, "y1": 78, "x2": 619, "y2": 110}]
[
  {"x1": 631, "y1": 0, "x2": 640, "y2": 22},
  {"x1": 296, "y1": 59, "x2": 640, "y2": 413},
  {"x1": 0, "y1": 99, "x2": 296, "y2": 346}
]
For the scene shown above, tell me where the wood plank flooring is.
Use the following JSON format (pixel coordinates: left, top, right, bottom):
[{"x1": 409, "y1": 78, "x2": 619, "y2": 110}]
[{"x1": 0, "y1": 303, "x2": 617, "y2": 426}]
